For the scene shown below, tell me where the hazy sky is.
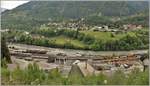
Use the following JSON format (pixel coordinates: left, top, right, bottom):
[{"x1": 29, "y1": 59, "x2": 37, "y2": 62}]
[{"x1": 1, "y1": 1, "x2": 29, "y2": 9}]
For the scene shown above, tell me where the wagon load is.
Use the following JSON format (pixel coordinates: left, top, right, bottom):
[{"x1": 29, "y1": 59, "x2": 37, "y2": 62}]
[
  {"x1": 26, "y1": 49, "x2": 47, "y2": 54},
  {"x1": 24, "y1": 57, "x2": 33, "y2": 61},
  {"x1": 32, "y1": 56, "x2": 48, "y2": 59}
]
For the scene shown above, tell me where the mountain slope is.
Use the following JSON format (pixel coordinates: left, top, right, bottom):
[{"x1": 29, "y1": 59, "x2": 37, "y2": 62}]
[
  {"x1": 1, "y1": 1, "x2": 149, "y2": 30},
  {"x1": 116, "y1": 11, "x2": 149, "y2": 27},
  {"x1": 0, "y1": 8, "x2": 7, "y2": 13}
]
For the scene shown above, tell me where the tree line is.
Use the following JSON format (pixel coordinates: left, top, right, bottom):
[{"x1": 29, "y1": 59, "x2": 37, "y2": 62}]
[
  {"x1": 31, "y1": 26, "x2": 149, "y2": 50},
  {"x1": 3, "y1": 26, "x2": 149, "y2": 51}
]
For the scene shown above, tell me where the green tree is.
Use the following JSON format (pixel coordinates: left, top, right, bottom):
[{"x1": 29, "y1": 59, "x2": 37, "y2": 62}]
[{"x1": 1, "y1": 37, "x2": 12, "y2": 64}]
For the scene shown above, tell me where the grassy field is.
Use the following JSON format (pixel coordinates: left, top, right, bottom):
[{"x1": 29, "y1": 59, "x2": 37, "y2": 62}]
[
  {"x1": 80, "y1": 31, "x2": 136, "y2": 40},
  {"x1": 48, "y1": 30, "x2": 138, "y2": 48},
  {"x1": 50, "y1": 36, "x2": 86, "y2": 48}
]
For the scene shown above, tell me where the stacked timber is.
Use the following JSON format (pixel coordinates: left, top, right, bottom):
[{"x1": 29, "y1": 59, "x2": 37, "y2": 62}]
[
  {"x1": 24, "y1": 57, "x2": 33, "y2": 61},
  {"x1": 26, "y1": 49, "x2": 47, "y2": 54},
  {"x1": 10, "y1": 51, "x2": 32, "y2": 57},
  {"x1": 32, "y1": 56, "x2": 48, "y2": 59}
]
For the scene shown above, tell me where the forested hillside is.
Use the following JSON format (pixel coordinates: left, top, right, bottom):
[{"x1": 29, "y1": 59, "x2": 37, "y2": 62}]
[
  {"x1": 115, "y1": 11, "x2": 149, "y2": 27},
  {"x1": 1, "y1": 1, "x2": 149, "y2": 30}
]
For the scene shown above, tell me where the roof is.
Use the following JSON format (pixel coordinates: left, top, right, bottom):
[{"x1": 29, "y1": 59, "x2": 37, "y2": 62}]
[
  {"x1": 7, "y1": 64, "x2": 17, "y2": 71},
  {"x1": 37, "y1": 62, "x2": 59, "y2": 71},
  {"x1": 69, "y1": 60, "x2": 96, "y2": 77},
  {"x1": 76, "y1": 61, "x2": 95, "y2": 76},
  {"x1": 13, "y1": 58, "x2": 31, "y2": 69}
]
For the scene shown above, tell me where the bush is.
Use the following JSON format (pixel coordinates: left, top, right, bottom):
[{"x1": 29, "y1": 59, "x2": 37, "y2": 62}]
[
  {"x1": 1, "y1": 64, "x2": 149, "y2": 85},
  {"x1": 1, "y1": 68, "x2": 11, "y2": 84}
]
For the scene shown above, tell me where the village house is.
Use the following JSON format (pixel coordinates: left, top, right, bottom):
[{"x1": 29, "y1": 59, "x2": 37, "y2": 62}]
[
  {"x1": 7, "y1": 64, "x2": 18, "y2": 71},
  {"x1": 123, "y1": 24, "x2": 143, "y2": 31},
  {"x1": 0, "y1": 29, "x2": 9, "y2": 32},
  {"x1": 91, "y1": 25, "x2": 108, "y2": 31},
  {"x1": 91, "y1": 26, "x2": 103, "y2": 31},
  {"x1": 24, "y1": 31, "x2": 29, "y2": 35}
]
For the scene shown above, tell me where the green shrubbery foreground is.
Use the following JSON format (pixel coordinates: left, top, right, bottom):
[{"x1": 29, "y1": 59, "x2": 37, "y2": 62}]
[{"x1": 1, "y1": 63, "x2": 149, "y2": 85}]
